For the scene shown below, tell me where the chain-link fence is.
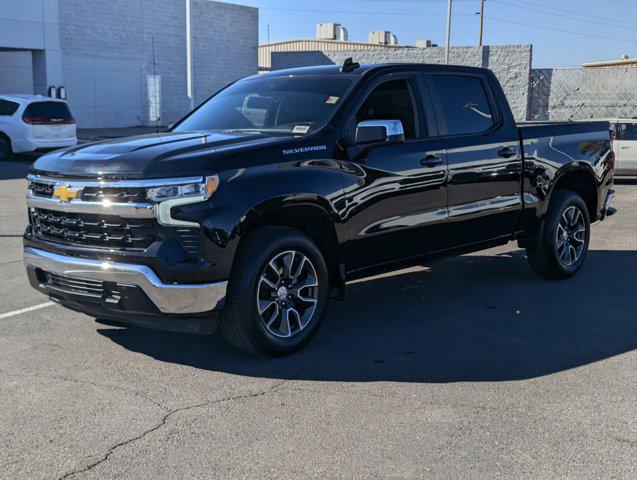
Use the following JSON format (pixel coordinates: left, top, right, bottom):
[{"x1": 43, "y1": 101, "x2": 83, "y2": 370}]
[{"x1": 528, "y1": 67, "x2": 637, "y2": 121}]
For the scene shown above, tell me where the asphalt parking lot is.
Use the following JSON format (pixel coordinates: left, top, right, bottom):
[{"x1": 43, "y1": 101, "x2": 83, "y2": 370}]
[{"x1": 0, "y1": 158, "x2": 635, "y2": 480}]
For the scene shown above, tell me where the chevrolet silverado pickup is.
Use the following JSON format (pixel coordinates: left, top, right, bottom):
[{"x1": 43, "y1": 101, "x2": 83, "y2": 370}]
[{"x1": 23, "y1": 61, "x2": 616, "y2": 355}]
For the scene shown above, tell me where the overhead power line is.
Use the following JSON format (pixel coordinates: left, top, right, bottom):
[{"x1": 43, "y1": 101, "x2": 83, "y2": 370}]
[
  {"x1": 258, "y1": 4, "x2": 637, "y2": 46},
  {"x1": 260, "y1": 6, "x2": 473, "y2": 17},
  {"x1": 486, "y1": 15, "x2": 637, "y2": 45},
  {"x1": 504, "y1": 0, "x2": 637, "y2": 27},
  {"x1": 491, "y1": 0, "x2": 637, "y2": 31}
]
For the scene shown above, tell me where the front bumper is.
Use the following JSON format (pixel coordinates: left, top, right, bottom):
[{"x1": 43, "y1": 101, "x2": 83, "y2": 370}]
[{"x1": 24, "y1": 247, "x2": 227, "y2": 315}]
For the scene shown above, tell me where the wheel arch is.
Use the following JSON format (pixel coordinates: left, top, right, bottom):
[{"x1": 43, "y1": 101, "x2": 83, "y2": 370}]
[
  {"x1": 235, "y1": 197, "x2": 346, "y2": 298},
  {"x1": 546, "y1": 166, "x2": 599, "y2": 221}
]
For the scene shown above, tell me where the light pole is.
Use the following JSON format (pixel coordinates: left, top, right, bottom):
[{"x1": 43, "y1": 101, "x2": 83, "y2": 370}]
[
  {"x1": 186, "y1": 0, "x2": 194, "y2": 110},
  {"x1": 445, "y1": 0, "x2": 453, "y2": 64},
  {"x1": 478, "y1": 0, "x2": 486, "y2": 47}
]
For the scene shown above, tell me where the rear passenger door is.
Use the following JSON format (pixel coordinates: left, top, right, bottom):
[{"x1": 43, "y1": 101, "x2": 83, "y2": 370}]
[{"x1": 426, "y1": 72, "x2": 522, "y2": 246}]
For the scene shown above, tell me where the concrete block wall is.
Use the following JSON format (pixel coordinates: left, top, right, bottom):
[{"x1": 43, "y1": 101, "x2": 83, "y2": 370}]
[
  {"x1": 192, "y1": 0, "x2": 258, "y2": 105},
  {"x1": 139, "y1": 0, "x2": 188, "y2": 127},
  {"x1": 56, "y1": 0, "x2": 257, "y2": 128},
  {"x1": 272, "y1": 45, "x2": 533, "y2": 120}
]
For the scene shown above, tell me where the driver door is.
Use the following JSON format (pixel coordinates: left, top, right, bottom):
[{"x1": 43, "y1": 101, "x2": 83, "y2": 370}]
[{"x1": 340, "y1": 75, "x2": 450, "y2": 274}]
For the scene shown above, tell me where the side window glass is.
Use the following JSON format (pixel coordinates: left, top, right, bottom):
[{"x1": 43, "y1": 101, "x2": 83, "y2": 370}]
[
  {"x1": 355, "y1": 79, "x2": 419, "y2": 139},
  {"x1": 0, "y1": 100, "x2": 19, "y2": 116},
  {"x1": 621, "y1": 123, "x2": 637, "y2": 141},
  {"x1": 431, "y1": 75, "x2": 495, "y2": 136}
]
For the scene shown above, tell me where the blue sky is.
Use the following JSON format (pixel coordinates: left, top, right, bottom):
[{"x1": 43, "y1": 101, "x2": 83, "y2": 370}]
[{"x1": 233, "y1": 0, "x2": 637, "y2": 68}]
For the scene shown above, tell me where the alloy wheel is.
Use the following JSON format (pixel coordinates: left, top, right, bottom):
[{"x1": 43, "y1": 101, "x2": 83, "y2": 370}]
[
  {"x1": 256, "y1": 250, "x2": 319, "y2": 338},
  {"x1": 555, "y1": 205, "x2": 586, "y2": 267}
]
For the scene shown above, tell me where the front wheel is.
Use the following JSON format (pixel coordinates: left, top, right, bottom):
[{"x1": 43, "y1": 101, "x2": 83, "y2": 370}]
[
  {"x1": 220, "y1": 226, "x2": 329, "y2": 355},
  {"x1": 526, "y1": 190, "x2": 591, "y2": 279}
]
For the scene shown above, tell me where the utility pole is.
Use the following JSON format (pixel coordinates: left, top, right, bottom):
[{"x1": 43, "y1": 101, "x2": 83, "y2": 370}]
[
  {"x1": 445, "y1": 0, "x2": 453, "y2": 64},
  {"x1": 267, "y1": 24, "x2": 271, "y2": 44},
  {"x1": 186, "y1": 0, "x2": 194, "y2": 110},
  {"x1": 478, "y1": 0, "x2": 486, "y2": 47}
]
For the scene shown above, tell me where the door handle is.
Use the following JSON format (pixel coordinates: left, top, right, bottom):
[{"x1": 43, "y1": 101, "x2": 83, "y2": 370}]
[
  {"x1": 498, "y1": 147, "x2": 516, "y2": 158},
  {"x1": 420, "y1": 154, "x2": 443, "y2": 167}
]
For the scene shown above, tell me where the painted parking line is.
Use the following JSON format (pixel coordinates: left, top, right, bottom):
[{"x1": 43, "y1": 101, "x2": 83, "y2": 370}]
[{"x1": 0, "y1": 302, "x2": 55, "y2": 320}]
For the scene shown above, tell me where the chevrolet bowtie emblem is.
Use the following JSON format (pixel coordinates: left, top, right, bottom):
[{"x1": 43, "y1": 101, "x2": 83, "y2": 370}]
[{"x1": 52, "y1": 185, "x2": 81, "y2": 202}]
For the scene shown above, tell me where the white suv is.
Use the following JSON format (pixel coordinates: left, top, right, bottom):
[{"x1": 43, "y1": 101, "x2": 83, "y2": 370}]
[
  {"x1": 611, "y1": 119, "x2": 637, "y2": 176},
  {"x1": 0, "y1": 94, "x2": 77, "y2": 160}
]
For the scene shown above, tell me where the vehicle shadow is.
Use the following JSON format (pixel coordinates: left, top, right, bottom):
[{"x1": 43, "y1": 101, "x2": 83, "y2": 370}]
[
  {"x1": 98, "y1": 249, "x2": 637, "y2": 383},
  {"x1": 615, "y1": 178, "x2": 637, "y2": 185},
  {"x1": 0, "y1": 156, "x2": 35, "y2": 180}
]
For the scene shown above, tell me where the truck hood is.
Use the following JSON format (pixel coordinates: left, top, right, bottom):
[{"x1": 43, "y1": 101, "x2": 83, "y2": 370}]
[{"x1": 32, "y1": 131, "x2": 290, "y2": 179}]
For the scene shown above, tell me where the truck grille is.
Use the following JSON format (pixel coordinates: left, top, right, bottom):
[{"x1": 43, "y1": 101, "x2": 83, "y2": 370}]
[
  {"x1": 81, "y1": 187, "x2": 146, "y2": 203},
  {"x1": 29, "y1": 208, "x2": 204, "y2": 256},
  {"x1": 30, "y1": 182, "x2": 54, "y2": 198},
  {"x1": 29, "y1": 180, "x2": 146, "y2": 204},
  {"x1": 30, "y1": 208, "x2": 157, "y2": 250}
]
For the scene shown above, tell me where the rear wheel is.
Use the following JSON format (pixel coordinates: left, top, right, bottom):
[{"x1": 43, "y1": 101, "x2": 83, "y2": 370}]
[
  {"x1": 220, "y1": 226, "x2": 329, "y2": 355},
  {"x1": 0, "y1": 137, "x2": 12, "y2": 161},
  {"x1": 526, "y1": 190, "x2": 590, "y2": 279}
]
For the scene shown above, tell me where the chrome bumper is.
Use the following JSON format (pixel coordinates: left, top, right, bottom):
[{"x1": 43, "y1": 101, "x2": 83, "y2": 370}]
[{"x1": 24, "y1": 247, "x2": 227, "y2": 315}]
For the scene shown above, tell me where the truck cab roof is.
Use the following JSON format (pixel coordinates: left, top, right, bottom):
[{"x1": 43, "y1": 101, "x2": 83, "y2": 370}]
[{"x1": 251, "y1": 63, "x2": 492, "y2": 80}]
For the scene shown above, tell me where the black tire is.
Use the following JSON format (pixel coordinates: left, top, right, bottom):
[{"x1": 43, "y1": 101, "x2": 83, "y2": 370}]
[
  {"x1": 0, "y1": 137, "x2": 12, "y2": 161},
  {"x1": 220, "y1": 226, "x2": 329, "y2": 355},
  {"x1": 526, "y1": 189, "x2": 591, "y2": 279}
]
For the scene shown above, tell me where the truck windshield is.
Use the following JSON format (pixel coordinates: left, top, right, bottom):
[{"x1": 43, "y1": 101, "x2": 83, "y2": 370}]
[{"x1": 173, "y1": 76, "x2": 354, "y2": 135}]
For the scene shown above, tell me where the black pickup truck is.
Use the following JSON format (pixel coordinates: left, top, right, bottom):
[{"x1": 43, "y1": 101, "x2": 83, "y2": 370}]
[{"x1": 23, "y1": 62, "x2": 616, "y2": 355}]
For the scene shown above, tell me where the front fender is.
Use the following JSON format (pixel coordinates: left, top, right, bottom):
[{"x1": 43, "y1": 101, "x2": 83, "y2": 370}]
[{"x1": 175, "y1": 159, "x2": 347, "y2": 280}]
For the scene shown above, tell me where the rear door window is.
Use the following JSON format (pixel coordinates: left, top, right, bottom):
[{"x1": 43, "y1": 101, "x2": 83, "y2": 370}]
[
  {"x1": 430, "y1": 75, "x2": 495, "y2": 136},
  {"x1": 22, "y1": 102, "x2": 74, "y2": 124},
  {"x1": 0, "y1": 100, "x2": 19, "y2": 116},
  {"x1": 618, "y1": 123, "x2": 637, "y2": 140}
]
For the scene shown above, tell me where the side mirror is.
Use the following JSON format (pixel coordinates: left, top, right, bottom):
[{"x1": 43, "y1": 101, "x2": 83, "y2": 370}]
[{"x1": 355, "y1": 120, "x2": 405, "y2": 147}]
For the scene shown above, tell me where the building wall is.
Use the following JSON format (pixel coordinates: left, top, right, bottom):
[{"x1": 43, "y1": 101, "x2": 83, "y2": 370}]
[
  {"x1": 271, "y1": 45, "x2": 533, "y2": 120},
  {"x1": 259, "y1": 39, "x2": 409, "y2": 70},
  {"x1": 0, "y1": 0, "x2": 63, "y2": 95},
  {"x1": 53, "y1": 0, "x2": 258, "y2": 128},
  {"x1": 192, "y1": 1, "x2": 258, "y2": 105},
  {"x1": 0, "y1": 51, "x2": 34, "y2": 93},
  {"x1": 0, "y1": 0, "x2": 47, "y2": 50}
]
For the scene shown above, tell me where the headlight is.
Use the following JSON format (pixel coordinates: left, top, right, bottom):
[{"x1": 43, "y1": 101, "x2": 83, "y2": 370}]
[{"x1": 146, "y1": 176, "x2": 219, "y2": 202}]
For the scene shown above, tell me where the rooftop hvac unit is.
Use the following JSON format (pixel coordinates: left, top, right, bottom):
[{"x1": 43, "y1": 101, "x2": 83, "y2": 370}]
[
  {"x1": 369, "y1": 30, "x2": 398, "y2": 45},
  {"x1": 316, "y1": 23, "x2": 348, "y2": 41}
]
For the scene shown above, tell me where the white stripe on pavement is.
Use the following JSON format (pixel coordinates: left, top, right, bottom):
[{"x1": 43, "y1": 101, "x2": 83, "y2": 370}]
[{"x1": 0, "y1": 302, "x2": 55, "y2": 320}]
